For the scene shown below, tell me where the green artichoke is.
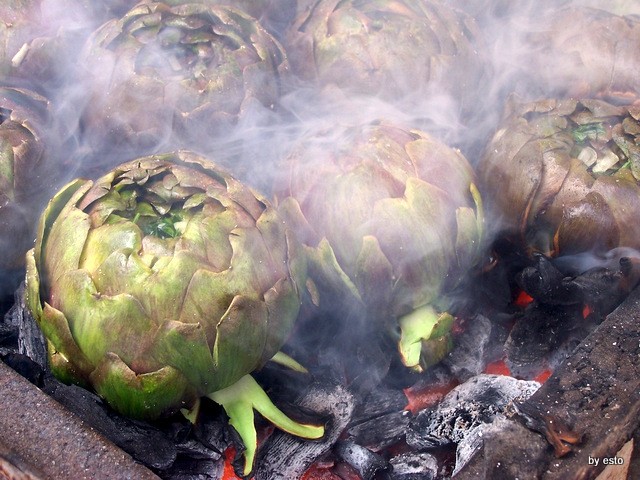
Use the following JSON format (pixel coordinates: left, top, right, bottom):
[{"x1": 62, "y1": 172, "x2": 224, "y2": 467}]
[
  {"x1": 285, "y1": 0, "x2": 487, "y2": 116},
  {"x1": 0, "y1": 86, "x2": 58, "y2": 275},
  {"x1": 25, "y1": 151, "x2": 323, "y2": 476},
  {"x1": 276, "y1": 121, "x2": 484, "y2": 372},
  {"x1": 478, "y1": 97, "x2": 640, "y2": 256},
  {"x1": 79, "y1": 2, "x2": 289, "y2": 162}
]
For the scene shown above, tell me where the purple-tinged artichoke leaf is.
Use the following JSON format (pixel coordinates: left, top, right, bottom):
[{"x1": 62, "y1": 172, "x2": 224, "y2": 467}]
[
  {"x1": 90, "y1": 352, "x2": 192, "y2": 420},
  {"x1": 42, "y1": 200, "x2": 92, "y2": 287},
  {"x1": 262, "y1": 277, "x2": 299, "y2": 363},
  {"x1": 54, "y1": 270, "x2": 155, "y2": 369},
  {"x1": 305, "y1": 238, "x2": 364, "y2": 306},
  {"x1": 213, "y1": 295, "x2": 268, "y2": 390},
  {"x1": 93, "y1": 249, "x2": 152, "y2": 296},
  {"x1": 80, "y1": 221, "x2": 143, "y2": 274},
  {"x1": 354, "y1": 235, "x2": 393, "y2": 313},
  {"x1": 152, "y1": 320, "x2": 217, "y2": 394},
  {"x1": 556, "y1": 192, "x2": 620, "y2": 254},
  {"x1": 130, "y1": 251, "x2": 202, "y2": 322},
  {"x1": 177, "y1": 211, "x2": 234, "y2": 269},
  {"x1": 35, "y1": 179, "x2": 91, "y2": 269}
]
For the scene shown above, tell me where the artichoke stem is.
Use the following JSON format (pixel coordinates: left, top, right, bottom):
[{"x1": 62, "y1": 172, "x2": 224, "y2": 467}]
[
  {"x1": 208, "y1": 375, "x2": 325, "y2": 476},
  {"x1": 398, "y1": 305, "x2": 454, "y2": 372},
  {"x1": 270, "y1": 351, "x2": 308, "y2": 373}
]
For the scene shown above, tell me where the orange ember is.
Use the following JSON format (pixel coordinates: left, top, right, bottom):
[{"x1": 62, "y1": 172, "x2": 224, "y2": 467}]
[
  {"x1": 514, "y1": 290, "x2": 534, "y2": 307},
  {"x1": 404, "y1": 380, "x2": 458, "y2": 414},
  {"x1": 484, "y1": 359, "x2": 512, "y2": 376}
]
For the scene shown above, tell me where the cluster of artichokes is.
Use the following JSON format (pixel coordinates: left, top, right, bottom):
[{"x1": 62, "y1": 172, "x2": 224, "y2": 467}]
[{"x1": 3, "y1": 0, "x2": 640, "y2": 477}]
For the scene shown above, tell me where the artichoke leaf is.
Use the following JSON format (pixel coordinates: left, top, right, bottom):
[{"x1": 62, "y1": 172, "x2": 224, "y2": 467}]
[
  {"x1": 305, "y1": 238, "x2": 364, "y2": 306},
  {"x1": 213, "y1": 295, "x2": 268, "y2": 390},
  {"x1": 43, "y1": 202, "x2": 92, "y2": 287},
  {"x1": 39, "y1": 302, "x2": 94, "y2": 382},
  {"x1": 152, "y1": 320, "x2": 217, "y2": 394},
  {"x1": 35, "y1": 179, "x2": 91, "y2": 272},
  {"x1": 80, "y1": 221, "x2": 143, "y2": 274},
  {"x1": 90, "y1": 352, "x2": 192, "y2": 420},
  {"x1": 53, "y1": 269, "x2": 155, "y2": 368},
  {"x1": 354, "y1": 235, "x2": 393, "y2": 315},
  {"x1": 262, "y1": 277, "x2": 299, "y2": 364}
]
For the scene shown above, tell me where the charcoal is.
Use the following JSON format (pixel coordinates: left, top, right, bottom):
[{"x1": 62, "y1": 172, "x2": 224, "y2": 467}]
[
  {"x1": 443, "y1": 315, "x2": 497, "y2": 382},
  {"x1": 505, "y1": 303, "x2": 579, "y2": 378},
  {"x1": 252, "y1": 382, "x2": 355, "y2": 480},
  {"x1": 407, "y1": 374, "x2": 540, "y2": 450},
  {"x1": 517, "y1": 254, "x2": 582, "y2": 305},
  {"x1": 452, "y1": 416, "x2": 548, "y2": 479},
  {"x1": 42, "y1": 375, "x2": 178, "y2": 470},
  {"x1": 388, "y1": 452, "x2": 438, "y2": 480},
  {"x1": 347, "y1": 410, "x2": 411, "y2": 451},
  {"x1": 0, "y1": 322, "x2": 18, "y2": 350},
  {"x1": 334, "y1": 440, "x2": 389, "y2": 480},
  {"x1": 159, "y1": 455, "x2": 223, "y2": 480},
  {"x1": 4, "y1": 284, "x2": 47, "y2": 367},
  {"x1": 0, "y1": 352, "x2": 44, "y2": 386},
  {"x1": 350, "y1": 385, "x2": 408, "y2": 424},
  {"x1": 192, "y1": 406, "x2": 231, "y2": 455}
]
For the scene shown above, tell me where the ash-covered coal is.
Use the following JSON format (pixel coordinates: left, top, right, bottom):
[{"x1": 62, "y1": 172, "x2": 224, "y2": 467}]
[
  {"x1": 334, "y1": 441, "x2": 389, "y2": 480},
  {"x1": 388, "y1": 451, "x2": 439, "y2": 480},
  {"x1": 407, "y1": 374, "x2": 540, "y2": 450}
]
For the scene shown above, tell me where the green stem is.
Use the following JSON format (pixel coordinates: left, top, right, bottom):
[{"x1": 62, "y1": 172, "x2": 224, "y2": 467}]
[
  {"x1": 398, "y1": 305, "x2": 454, "y2": 372},
  {"x1": 208, "y1": 375, "x2": 324, "y2": 476},
  {"x1": 270, "y1": 351, "x2": 308, "y2": 373}
]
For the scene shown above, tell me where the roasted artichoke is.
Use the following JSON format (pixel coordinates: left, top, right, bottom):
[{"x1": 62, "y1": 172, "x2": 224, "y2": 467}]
[
  {"x1": 25, "y1": 151, "x2": 323, "y2": 475},
  {"x1": 276, "y1": 121, "x2": 484, "y2": 372},
  {"x1": 284, "y1": 0, "x2": 487, "y2": 117},
  {"x1": 478, "y1": 97, "x2": 640, "y2": 256},
  {"x1": 512, "y1": 7, "x2": 640, "y2": 99},
  {"x1": 79, "y1": 2, "x2": 289, "y2": 164},
  {"x1": 0, "y1": 86, "x2": 59, "y2": 277}
]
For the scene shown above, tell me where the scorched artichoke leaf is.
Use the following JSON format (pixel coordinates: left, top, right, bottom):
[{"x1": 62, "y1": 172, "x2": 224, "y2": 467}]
[{"x1": 479, "y1": 97, "x2": 640, "y2": 256}]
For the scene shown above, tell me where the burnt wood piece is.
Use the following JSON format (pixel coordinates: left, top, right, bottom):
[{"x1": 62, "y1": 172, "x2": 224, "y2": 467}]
[
  {"x1": 454, "y1": 283, "x2": 640, "y2": 480},
  {"x1": 334, "y1": 440, "x2": 389, "y2": 479},
  {"x1": 0, "y1": 360, "x2": 160, "y2": 480},
  {"x1": 252, "y1": 382, "x2": 355, "y2": 480}
]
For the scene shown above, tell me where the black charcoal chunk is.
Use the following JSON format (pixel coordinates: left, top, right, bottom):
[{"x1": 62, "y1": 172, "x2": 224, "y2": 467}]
[
  {"x1": 347, "y1": 410, "x2": 411, "y2": 450},
  {"x1": 5, "y1": 284, "x2": 47, "y2": 367},
  {"x1": 253, "y1": 382, "x2": 355, "y2": 480},
  {"x1": 334, "y1": 440, "x2": 389, "y2": 480}
]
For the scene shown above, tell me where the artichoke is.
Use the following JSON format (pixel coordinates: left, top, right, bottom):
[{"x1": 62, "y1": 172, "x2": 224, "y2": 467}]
[
  {"x1": 79, "y1": 2, "x2": 289, "y2": 164},
  {"x1": 511, "y1": 7, "x2": 640, "y2": 99},
  {"x1": 25, "y1": 151, "x2": 323, "y2": 475},
  {"x1": 0, "y1": 86, "x2": 58, "y2": 276},
  {"x1": 159, "y1": 0, "x2": 299, "y2": 38},
  {"x1": 478, "y1": 97, "x2": 640, "y2": 256},
  {"x1": 284, "y1": 0, "x2": 487, "y2": 116},
  {"x1": 275, "y1": 121, "x2": 484, "y2": 372},
  {"x1": 0, "y1": 0, "x2": 105, "y2": 94}
]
